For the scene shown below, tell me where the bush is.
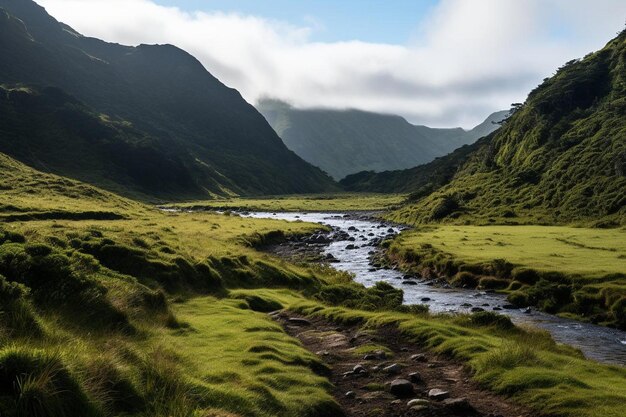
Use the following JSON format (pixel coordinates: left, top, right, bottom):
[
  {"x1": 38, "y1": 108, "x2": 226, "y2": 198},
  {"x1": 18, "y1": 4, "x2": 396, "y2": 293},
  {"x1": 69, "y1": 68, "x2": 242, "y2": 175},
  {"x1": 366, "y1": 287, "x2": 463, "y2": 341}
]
[
  {"x1": 512, "y1": 268, "x2": 540, "y2": 284},
  {"x1": 0, "y1": 275, "x2": 42, "y2": 338},
  {"x1": 479, "y1": 277, "x2": 509, "y2": 290},
  {"x1": 0, "y1": 347, "x2": 99, "y2": 417},
  {"x1": 507, "y1": 291, "x2": 529, "y2": 306},
  {"x1": 430, "y1": 195, "x2": 460, "y2": 220},
  {"x1": 610, "y1": 297, "x2": 626, "y2": 329},
  {"x1": 469, "y1": 311, "x2": 515, "y2": 331},
  {"x1": 452, "y1": 271, "x2": 479, "y2": 288}
]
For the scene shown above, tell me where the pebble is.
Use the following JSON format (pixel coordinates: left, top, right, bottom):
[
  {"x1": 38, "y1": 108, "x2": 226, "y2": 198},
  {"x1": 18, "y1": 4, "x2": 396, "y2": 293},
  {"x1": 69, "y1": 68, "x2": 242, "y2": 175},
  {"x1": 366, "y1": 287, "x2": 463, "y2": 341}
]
[
  {"x1": 407, "y1": 399, "x2": 429, "y2": 407},
  {"x1": 287, "y1": 317, "x2": 311, "y2": 326},
  {"x1": 353, "y1": 364, "x2": 367, "y2": 374},
  {"x1": 428, "y1": 388, "x2": 450, "y2": 401},
  {"x1": 410, "y1": 354, "x2": 428, "y2": 362},
  {"x1": 345, "y1": 391, "x2": 356, "y2": 399},
  {"x1": 409, "y1": 372, "x2": 423, "y2": 383},
  {"x1": 383, "y1": 363, "x2": 402, "y2": 374}
]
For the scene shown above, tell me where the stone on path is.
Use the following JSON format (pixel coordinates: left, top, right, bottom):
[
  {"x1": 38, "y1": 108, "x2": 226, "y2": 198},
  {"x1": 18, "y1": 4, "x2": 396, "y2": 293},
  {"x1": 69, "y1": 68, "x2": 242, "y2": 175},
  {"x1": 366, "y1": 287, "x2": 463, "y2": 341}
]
[
  {"x1": 407, "y1": 399, "x2": 429, "y2": 407},
  {"x1": 442, "y1": 397, "x2": 474, "y2": 412},
  {"x1": 383, "y1": 363, "x2": 402, "y2": 374},
  {"x1": 390, "y1": 379, "x2": 414, "y2": 397},
  {"x1": 288, "y1": 317, "x2": 311, "y2": 326},
  {"x1": 428, "y1": 388, "x2": 450, "y2": 401}
]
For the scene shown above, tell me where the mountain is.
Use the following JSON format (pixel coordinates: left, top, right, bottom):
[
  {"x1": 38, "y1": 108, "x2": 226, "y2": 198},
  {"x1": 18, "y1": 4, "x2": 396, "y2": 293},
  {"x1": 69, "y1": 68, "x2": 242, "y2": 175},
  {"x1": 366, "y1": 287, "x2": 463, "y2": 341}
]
[
  {"x1": 344, "y1": 30, "x2": 626, "y2": 226},
  {"x1": 0, "y1": 1, "x2": 337, "y2": 199},
  {"x1": 257, "y1": 98, "x2": 507, "y2": 180}
]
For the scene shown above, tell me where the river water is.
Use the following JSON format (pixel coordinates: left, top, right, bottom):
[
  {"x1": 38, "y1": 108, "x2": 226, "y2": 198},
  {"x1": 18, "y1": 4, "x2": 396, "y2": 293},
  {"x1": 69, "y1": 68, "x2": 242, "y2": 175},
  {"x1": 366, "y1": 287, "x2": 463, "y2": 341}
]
[{"x1": 243, "y1": 211, "x2": 626, "y2": 366}]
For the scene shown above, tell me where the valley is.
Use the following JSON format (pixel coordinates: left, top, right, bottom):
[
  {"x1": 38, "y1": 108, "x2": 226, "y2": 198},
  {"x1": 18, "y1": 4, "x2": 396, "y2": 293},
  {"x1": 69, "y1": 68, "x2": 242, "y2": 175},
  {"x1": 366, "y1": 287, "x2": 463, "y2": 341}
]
[{"x1": 1, "y1": 1, "x2": 625, "y2": 417}]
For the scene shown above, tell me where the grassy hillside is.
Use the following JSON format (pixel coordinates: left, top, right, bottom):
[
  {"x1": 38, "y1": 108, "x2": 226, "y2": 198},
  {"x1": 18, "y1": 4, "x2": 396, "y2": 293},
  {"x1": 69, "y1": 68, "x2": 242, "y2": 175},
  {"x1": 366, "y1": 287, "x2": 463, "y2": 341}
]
[
  {"x1": 0, "y1": 85, "x2": 206, "y2": 201},
  {"x1": 345, "y1": 31, "x2": 626, "y2": 227},
  {"x1": 0, "y1": 1, "x2": 337, "y2": 198},
  {"x1": 258, "y1": 99, "x2": 507, "y2": 180}
]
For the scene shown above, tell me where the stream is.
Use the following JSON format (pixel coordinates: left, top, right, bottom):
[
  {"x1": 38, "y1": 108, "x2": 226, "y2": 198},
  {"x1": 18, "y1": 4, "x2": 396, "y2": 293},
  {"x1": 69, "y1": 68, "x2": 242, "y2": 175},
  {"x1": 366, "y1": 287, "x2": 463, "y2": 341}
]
[{"x1": 244, "y1": 211, "x2": 626, "y2": 366}]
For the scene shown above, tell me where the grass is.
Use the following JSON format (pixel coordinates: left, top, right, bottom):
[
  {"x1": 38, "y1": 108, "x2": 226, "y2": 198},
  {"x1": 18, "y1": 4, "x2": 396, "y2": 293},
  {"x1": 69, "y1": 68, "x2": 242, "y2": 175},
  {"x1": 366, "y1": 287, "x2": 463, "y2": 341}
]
[
  {"x1": 387, "y1": 225, "x2": 626, "y2": 327},
  {"x1": 164, "y1": 193, "x2": 407, "y2": 212},
  {"x1": 394, "y1": 225, "x2": 626, "y2": 278},
  {"x1": 159, "y1": 297, "x2": 340, "y2": 417},
  {"x1": 230, "y1": 289, "x2": 626, "y2": 417},
  {"x1": 2, "y1": 152, "x2": 626, "y2": 417}
]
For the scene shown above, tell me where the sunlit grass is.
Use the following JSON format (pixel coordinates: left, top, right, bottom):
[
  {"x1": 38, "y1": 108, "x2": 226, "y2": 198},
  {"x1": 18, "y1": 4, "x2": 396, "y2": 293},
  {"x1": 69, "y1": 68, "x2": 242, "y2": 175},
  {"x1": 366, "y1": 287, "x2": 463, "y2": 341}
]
[
  {"x1": 165, "y1": 193, "x2": 407, "y2": 212},
  {"x1": 395, "y1": 225, "x2": 626, "y2": 278}
]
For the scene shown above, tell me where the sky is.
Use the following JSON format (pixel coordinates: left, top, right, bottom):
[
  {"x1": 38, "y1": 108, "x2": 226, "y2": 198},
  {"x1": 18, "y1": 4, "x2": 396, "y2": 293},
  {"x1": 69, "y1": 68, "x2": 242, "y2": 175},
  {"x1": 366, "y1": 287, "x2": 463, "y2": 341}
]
[{"x1": 37, "y1": 0, "x2": 626, "y2": 128}]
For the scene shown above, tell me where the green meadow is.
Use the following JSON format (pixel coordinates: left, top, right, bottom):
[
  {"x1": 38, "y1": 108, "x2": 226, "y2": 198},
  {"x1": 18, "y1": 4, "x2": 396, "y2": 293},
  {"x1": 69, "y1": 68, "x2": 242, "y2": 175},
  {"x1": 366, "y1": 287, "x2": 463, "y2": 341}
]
[
  {"x1": 166, "y1": 193, "x2": 406, "y2": 212},
  {"x1": 388, "y1": 225, "x2": 626, "y2": 327}
]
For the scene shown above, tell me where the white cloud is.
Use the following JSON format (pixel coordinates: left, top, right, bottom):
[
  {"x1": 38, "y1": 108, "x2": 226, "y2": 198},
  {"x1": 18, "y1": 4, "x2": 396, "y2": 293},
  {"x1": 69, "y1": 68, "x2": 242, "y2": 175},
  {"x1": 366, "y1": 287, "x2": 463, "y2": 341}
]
[{"x1": 37, "y1": 0, "x2": 626, "y2": 127}]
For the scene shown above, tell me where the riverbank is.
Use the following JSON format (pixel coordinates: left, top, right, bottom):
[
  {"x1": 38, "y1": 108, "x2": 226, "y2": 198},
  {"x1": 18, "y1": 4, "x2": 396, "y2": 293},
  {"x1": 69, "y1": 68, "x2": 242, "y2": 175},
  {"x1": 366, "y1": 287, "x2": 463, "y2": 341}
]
[{"x1": 385, "y1": 226, "x2": 626, "y2": 329}]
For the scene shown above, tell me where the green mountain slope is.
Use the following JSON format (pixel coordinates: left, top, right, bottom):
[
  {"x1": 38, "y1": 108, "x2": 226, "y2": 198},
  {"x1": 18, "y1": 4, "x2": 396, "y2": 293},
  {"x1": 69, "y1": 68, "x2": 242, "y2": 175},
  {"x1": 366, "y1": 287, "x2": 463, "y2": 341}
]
[
  {"x1": 346, "y1": 31, "x2": 626, "y2": 226},
  {"x1": 257, "y1": 98, "x2": 507, "y2": 180},
  {"x1": 0, "y1": 1, "x2": 337, "y2": 198},
  {"x1": 0, "y1": 85, "x2": 205, "y2": 200}
]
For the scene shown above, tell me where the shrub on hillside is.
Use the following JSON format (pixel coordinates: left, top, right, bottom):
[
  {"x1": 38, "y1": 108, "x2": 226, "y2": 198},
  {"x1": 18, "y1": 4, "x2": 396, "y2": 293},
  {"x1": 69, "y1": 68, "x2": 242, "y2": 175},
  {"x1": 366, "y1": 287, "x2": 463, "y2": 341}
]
[
  {"x1": 0, "y1": 347, "x2": 99, "y2": 417},
  {"x1": 430, "y1": 195, "x2": 460, "y2": 220}
]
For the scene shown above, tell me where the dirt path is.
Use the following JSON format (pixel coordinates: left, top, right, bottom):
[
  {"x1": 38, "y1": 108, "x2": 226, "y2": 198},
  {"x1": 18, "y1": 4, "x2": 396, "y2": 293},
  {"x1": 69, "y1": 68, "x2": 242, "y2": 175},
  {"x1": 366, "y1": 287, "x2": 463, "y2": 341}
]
[{"x1": 272, "y1": 311, "x2": 534, "y2": 417}]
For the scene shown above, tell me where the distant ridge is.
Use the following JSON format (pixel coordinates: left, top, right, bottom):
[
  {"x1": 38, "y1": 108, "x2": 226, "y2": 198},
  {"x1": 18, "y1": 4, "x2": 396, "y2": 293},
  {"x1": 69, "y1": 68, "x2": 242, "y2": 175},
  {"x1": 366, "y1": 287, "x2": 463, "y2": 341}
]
[
  {"x1": 344, "y1": 30, "x2": 626, "y2": 226},
  {"x1": 257, "y1": 98, "x2": 508, "y2": 180}
]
